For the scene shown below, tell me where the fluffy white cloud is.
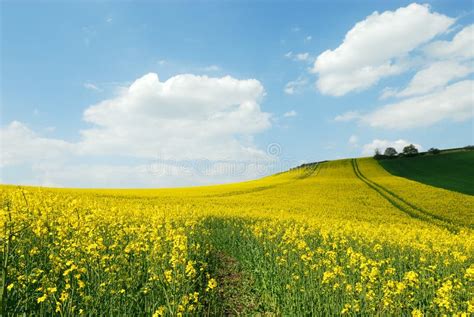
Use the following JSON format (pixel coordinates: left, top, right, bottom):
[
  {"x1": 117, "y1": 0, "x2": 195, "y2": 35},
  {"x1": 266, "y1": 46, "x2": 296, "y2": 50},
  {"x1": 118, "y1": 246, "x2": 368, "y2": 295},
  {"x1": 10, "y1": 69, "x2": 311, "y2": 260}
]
[
  {"x1": 79, "y1": 73, "x2": 272, "y2": 161},
  {"x1": 396, "y1": 61, "x2": 473, "y2": 97},
  {"x1": 283, "y1": 110, "x2": 297, "y2": 117},
  {"x1": 336, "y1": 22, "x2": 474, "y2": 130},
  {"x1": 361, "y1": 80, "x2": 474, "y2": 129},
  {"x1": 362, "y1": 139, "x2": 422, "y2": 156},
  {"x1": 1, "y1": 72, "x2": 277, "y2": 187},
  {"x1": 424, "y1": 24, "x2": 474, "y2": 60},
  {"x1": 312, "y1": 3, "x2": 454, "y2": 96}
]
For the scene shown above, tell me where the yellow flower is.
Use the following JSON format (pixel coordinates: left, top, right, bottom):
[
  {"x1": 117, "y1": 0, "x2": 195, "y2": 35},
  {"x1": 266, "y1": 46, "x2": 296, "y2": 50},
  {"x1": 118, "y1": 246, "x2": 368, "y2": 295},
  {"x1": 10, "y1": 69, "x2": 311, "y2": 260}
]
[
  {"x1": 47, "y1": 287, "x2": 57, "y2": 294},
  {"x1": 60, "y1": 291, "x2": 69, "y2": 302},
  {"x1": 465, "y1": 265, "x2": 474, "y2": 281},
  {"x1": 404, "y1": 271, "x2": 419, "y2": 285},
  {"x1": 185, "y1": 261, "x2": 196, "y2": 278},
  {"x1": 206, "y1": 278, "x2": 217, "y2": 291},
  {"x1": 164, "y1": 270, "x2": 173, "y2": 283},
  {"x1": 341, "y1": 303, "x2": 351, "y2": 314},
  {"x1": 411, "y1": 308, "x2": 423, "y2": 317},
  {"x1": 37, "y1": 294, "x2": 47, "y2": 303},
  {"x1": 152, "y1": 306, "x2": 166, "y2": 317},
  {"x1": 192, "y1": 292, "x2": 199, "y2": 303}
]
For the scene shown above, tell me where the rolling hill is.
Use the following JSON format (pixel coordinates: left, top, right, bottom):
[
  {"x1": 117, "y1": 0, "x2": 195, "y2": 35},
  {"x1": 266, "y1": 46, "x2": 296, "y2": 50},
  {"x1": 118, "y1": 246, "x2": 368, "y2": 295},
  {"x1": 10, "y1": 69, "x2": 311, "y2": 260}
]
[
  {"x1": 379, "y1": 150, "x2": 474, "y2": 195},
  {"x1": 3, "y1": 157, "x2": 473, "y2": 315}
]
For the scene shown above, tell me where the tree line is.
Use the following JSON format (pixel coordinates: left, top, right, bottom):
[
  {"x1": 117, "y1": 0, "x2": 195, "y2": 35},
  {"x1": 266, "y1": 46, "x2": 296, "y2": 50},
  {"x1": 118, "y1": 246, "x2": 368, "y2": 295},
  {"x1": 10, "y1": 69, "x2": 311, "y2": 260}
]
[
  {"x1": 374, "y1": 144, "x2": 474, "y2": 160},
  {"x1": 374, "y1": 144, "x2": 434, "y2": 160}
]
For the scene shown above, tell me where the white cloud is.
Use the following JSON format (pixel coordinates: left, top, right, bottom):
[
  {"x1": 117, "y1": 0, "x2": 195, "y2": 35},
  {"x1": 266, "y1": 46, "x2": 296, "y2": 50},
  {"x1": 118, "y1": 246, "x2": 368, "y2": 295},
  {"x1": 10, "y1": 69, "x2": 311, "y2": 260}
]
[
  {"x1": 0, "y1": 121, "x2": 74, "y2": 167},
  {"x1": 79, "y1": 73, "x2": 272, "y2": 161},
  {"x1": 1, "y1": 72, "x2": 277, "y2": 187},
  {"x1": 295, "y1": 52, "x2": 310, "y2": 61},
  {"x1": 283, "y1": 110, "x2": 297, "y2": 118},
  {"x1": 284, "y1": 77, "x2": 308, "y2": 95},
  {"x1": 305, "y1": 36, "x2": 312, "y2": 42},
  {"x1": 291, "y1": 26, "x2": 301, "y2": 32},
  {"x1": 348, "y1": 135, "x2": 359, "y2": 147},
  {"x1": 360, "y1": 80, "x2": 474, "y2": 129},
  {"x1": 334, "y1": 111, "x2": 361, "y2": 122},
  {"x1": 84, "y1": 82, "x2": 102, "y2": 91},
  {"x1": 396, "y1": 60, "x2": 473, "y2": 97},
  {"x1": 285, "y1": 52, "x2": 312, "y2": 63},
  {"x1": 312, "y1": 3, "x2": 454, "y2": 96},
  {"x1": 379, "y1": 87, "x2": 398, "y2": 100},
  {"x1": 424, "y1": 24, "x2": 474, "y2": 60},
  {"x1": 362, "y1": 139, "x2": 422, "y2": 156},
  {"x1": 336, "y1": 22, "x2": 474, "y2": 130}
]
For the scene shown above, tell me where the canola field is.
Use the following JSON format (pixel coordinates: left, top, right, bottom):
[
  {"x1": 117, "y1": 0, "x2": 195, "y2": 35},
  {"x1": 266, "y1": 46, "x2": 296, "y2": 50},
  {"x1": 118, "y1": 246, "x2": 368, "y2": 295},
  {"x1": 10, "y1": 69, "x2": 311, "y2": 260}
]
[{"x1": 1, "y1": 158, "x2": 473, "y2": 316}]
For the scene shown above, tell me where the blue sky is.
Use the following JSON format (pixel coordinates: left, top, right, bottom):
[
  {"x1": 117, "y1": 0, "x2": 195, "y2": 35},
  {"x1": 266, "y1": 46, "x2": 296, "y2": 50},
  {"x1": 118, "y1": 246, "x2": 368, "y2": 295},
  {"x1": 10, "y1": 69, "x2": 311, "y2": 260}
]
[{"x1": 1, "y1": 1, "x2": 473, "y2": 187}]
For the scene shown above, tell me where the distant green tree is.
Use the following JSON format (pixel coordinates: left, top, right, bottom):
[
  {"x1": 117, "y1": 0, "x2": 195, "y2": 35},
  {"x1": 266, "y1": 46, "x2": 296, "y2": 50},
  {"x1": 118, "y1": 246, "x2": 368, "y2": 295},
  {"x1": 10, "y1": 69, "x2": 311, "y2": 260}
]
[
  {"x1": 384, "y1": 147, "x2": 398, "y2": 157},
  {"x1": 373, "y1": 148, "x2": 385, "y2": 160},
  {"x1": 403, "y1": 144, "x2": 419, "y2": 157},
  {"x1": 428, "y1": 147, "x2": 441, "y2": 154}
]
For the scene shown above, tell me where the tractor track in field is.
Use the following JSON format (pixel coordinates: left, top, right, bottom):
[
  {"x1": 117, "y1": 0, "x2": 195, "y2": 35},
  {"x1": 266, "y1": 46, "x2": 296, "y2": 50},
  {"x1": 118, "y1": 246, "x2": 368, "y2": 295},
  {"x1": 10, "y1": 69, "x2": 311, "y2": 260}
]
[{"x1": 351, "y1": 159, "x2": 460, "y2": 233}]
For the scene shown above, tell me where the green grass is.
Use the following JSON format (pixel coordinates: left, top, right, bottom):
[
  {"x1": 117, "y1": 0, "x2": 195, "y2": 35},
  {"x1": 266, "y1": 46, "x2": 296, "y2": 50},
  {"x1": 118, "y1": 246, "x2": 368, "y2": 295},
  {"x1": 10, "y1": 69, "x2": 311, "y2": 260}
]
[{"x1": 379, "y1": 150, "x2": 474, "y2": 195}]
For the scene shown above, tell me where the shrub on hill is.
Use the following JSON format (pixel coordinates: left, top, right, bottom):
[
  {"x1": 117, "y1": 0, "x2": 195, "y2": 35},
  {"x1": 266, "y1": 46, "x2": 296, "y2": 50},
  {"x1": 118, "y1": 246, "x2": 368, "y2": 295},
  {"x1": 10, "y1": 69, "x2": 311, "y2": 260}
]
[
  {"x1": 384, "y1": 147, "x2": 398, "y2": 158},
  {"x1": 402, "y1": 144, "x2": 419, "y2": 157},
  {"x1": 373, "y1": 148, "x2": 386, "y2": 160}
]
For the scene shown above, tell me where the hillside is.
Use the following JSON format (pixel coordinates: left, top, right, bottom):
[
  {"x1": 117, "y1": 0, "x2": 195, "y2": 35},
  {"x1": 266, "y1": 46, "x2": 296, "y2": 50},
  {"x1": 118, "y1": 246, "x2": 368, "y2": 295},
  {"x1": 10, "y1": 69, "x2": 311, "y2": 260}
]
[
  {"x1": 3, "y1": 157, "x2": 473, "y2": 315},
  {"x1": 379, "y1": 150, "x2": 474, "y2": 195}
]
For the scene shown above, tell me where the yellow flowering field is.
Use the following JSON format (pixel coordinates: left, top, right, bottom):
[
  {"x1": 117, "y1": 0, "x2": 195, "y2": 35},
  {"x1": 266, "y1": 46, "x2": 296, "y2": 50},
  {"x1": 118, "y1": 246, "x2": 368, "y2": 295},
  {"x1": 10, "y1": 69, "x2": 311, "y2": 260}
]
[{"x1": 1, "y1": 158, "x2": 473, "y2": 315}]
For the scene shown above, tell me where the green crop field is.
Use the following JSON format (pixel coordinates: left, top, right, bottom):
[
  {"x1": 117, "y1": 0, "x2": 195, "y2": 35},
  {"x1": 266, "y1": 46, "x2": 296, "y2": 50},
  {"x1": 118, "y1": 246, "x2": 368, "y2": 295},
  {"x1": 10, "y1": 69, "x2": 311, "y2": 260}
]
[{"x1": 379, "y1": 150, "x2": 474, "y2": 195}]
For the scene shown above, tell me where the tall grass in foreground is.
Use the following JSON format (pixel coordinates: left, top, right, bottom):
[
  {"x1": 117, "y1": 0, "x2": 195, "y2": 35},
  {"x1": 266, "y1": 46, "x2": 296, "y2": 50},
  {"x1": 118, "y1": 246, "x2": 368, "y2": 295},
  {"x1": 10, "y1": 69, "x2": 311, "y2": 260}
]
[{"x1": 204, "y1": 217, "x2": 472, "y2": 316}]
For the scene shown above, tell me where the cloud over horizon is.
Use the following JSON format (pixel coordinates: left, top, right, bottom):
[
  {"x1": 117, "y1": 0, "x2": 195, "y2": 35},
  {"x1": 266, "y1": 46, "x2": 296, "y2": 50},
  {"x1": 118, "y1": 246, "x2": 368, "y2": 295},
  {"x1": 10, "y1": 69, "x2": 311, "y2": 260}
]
[{"x1": 0, "y1": 73, "x2": 278, "y2": 187}]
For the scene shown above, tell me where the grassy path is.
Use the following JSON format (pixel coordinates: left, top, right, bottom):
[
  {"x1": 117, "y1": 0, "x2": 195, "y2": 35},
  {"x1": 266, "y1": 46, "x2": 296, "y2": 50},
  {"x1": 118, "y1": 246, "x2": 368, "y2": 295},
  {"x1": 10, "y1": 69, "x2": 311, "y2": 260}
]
[
  {"x1": 351, "y1": 159, "x2": 459, "y2": 232},
  {"x1": 203, "y1": 218, "x2": 264, "y2": 316}
]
